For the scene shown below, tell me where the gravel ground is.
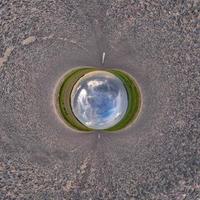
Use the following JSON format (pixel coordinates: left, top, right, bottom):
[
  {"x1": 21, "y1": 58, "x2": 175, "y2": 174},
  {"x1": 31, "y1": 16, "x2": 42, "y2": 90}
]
[{"x1": 0, "y1": 0, "x2": 200, "y2": 199}]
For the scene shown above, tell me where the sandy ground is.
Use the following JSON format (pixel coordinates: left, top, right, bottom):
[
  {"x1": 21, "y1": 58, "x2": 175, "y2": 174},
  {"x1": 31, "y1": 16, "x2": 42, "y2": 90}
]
[{"x1": 0, "y1": 0, "x2": 199, "y2": 199}]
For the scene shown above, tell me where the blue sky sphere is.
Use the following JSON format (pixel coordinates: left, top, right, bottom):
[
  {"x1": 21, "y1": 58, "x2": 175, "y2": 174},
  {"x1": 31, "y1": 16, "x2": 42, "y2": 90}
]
[{"x1": 71, "y1": 71, "x2": 128, "y2": 130}]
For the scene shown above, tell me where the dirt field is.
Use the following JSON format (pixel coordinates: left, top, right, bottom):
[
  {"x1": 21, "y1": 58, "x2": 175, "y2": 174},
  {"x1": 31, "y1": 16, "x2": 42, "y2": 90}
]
[{"x1": 0, "y1": 0, "x2": 199, "y2": 199}]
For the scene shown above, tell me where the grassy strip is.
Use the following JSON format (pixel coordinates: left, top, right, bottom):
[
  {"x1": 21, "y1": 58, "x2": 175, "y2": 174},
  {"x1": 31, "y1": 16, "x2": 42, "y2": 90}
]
[
  {"x1": 105, "y1": 69, "x2": 141, "y2": 131},
  {"x1": 56, "y1": 67, "x2": 141, "y2": 132},
  {"x1": 57, "y1": 67, "x2": 96, "y2": 131}
]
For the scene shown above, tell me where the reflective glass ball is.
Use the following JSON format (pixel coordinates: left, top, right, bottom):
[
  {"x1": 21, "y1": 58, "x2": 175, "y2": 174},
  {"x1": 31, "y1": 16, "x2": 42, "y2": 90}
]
[{"x1": 71, "y1": 71, "x2": 128, "y2": 129}]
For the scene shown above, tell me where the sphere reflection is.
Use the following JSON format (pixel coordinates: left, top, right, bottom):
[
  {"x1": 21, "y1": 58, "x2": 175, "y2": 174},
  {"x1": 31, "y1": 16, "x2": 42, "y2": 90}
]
[{"x1": 71, "y1": 71, "x2": 128, "y2": 129}]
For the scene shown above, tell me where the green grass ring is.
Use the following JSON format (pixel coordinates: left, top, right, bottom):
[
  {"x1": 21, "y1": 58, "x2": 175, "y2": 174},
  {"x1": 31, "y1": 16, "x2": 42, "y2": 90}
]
[{"x1": 55, "y1": 67, "x2": 142, "y2": 132}]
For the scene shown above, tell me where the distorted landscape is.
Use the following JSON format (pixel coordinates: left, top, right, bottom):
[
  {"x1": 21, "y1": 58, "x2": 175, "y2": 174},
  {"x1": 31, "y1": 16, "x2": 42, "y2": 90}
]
[{"x1": 0, "y1": 0, "x2": 199, "y2": 199}]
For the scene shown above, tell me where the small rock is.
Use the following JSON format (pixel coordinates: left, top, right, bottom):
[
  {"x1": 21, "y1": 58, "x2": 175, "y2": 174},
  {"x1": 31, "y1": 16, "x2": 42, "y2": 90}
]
[{"x1": 22, "y1": 36, "x2": 36, "y2": 45}]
